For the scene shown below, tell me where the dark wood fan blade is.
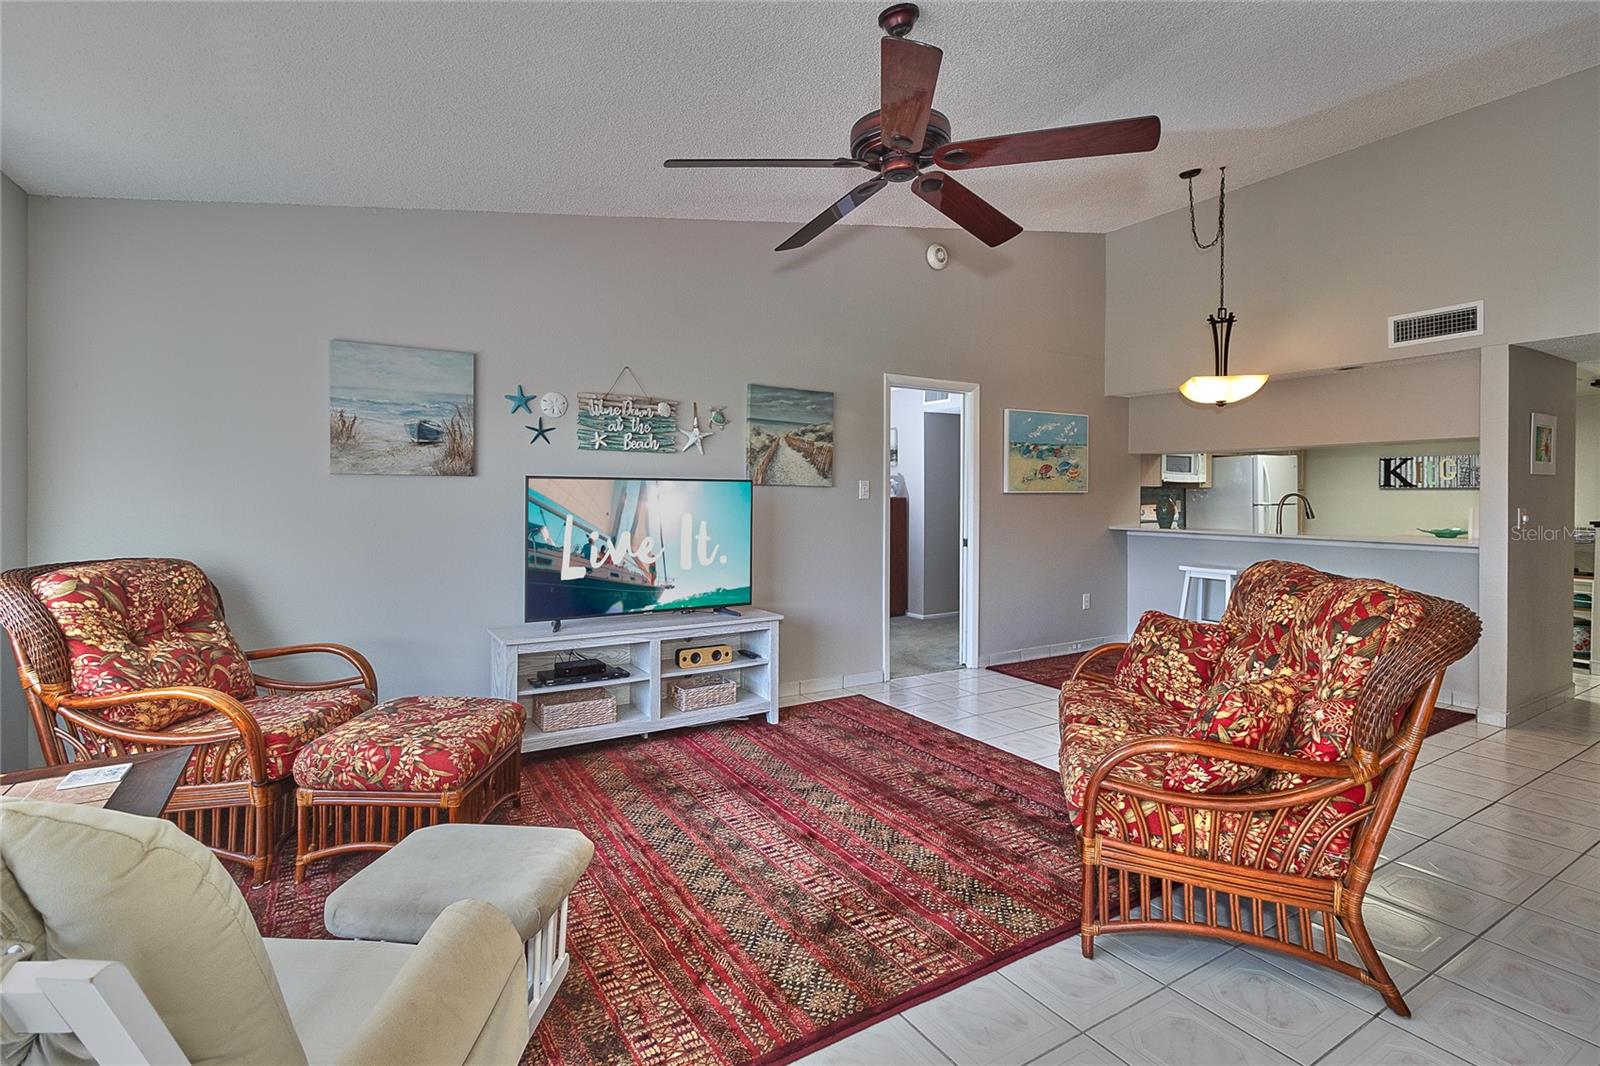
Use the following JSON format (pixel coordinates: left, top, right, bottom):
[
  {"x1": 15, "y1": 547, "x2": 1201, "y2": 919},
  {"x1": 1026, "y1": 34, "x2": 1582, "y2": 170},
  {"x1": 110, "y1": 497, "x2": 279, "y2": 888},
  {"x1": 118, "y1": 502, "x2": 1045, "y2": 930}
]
[
  {"x1": 933, "y1": 116, "x2": 1161, "y2": 170},
  {"x1": 881, "y1": 37, "x2": 943, "y2": 154},
  {"x1": 775, "y1": 176, "x2": 890, "y2": 251},
  {"x1": 912, "y1": 172, "x2": 1022, "y2": 247},
  {"x1": 663, "y1": 158, "x2": 868, "y2": 168}
]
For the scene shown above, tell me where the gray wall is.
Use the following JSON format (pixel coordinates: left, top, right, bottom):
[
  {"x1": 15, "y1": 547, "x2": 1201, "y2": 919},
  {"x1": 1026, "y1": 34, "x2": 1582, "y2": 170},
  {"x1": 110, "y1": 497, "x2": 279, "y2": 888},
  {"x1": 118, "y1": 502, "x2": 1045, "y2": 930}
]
[
  {"x1": 1478, "y1": 344, "x2": 1579, "y2": 724},
  {"x1": 1107, "y1": 68, "x2": 1600, "y2": 397},
  {"x1": 920, "y1": 411, "x2": 960, "y2": 616},
  {"x1": 22, "y1": 198, "x2": 1135, "y2": 701},
  {"x1": 1, "y1": 174, "x2": 31, "y2": 770}
]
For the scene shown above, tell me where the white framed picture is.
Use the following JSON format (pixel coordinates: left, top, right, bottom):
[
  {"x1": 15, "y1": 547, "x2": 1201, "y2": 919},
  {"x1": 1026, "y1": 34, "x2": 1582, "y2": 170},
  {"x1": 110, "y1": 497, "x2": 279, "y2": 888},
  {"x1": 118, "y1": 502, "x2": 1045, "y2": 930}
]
[
  {"x1": 1530, "y1": 412, "x2": 1556, "y2": 475},
  {"x1": 1003, "y1": 409, "x2": 1088, "y2": 493}
]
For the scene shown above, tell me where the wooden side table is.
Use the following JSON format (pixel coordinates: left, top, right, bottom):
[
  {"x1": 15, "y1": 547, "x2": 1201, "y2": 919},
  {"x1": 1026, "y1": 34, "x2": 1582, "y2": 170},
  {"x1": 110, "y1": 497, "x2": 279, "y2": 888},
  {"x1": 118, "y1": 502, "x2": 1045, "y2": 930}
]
[{"x1": 0, "y1": 748, "x2": 190, "y2": 817}]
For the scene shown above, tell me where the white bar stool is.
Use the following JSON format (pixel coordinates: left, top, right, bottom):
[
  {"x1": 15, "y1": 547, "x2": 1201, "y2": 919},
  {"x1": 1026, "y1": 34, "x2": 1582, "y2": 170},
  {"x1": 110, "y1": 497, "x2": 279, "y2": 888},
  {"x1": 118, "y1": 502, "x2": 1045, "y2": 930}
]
[{"x1": 1178, "y1": 565, "x2": 1239, "y2": 623}]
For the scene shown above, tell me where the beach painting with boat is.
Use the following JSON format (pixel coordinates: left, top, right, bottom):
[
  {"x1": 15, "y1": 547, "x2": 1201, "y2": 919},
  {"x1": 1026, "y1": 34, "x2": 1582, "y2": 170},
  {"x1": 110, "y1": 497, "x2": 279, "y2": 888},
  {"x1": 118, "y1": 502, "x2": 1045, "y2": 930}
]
[
  {"x1": 746, "y1": 384, "x2": 834, "y2": 487},
  {"x1": 330, "y1": 340, "x2": 476, "y2": 476}
]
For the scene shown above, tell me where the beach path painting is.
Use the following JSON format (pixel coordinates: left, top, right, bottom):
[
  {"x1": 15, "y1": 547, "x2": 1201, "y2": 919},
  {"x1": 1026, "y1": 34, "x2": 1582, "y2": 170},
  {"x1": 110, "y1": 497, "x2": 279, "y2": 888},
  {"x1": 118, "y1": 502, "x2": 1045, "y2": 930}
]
[
  {"x1": 1005, "y1": 409, "x2": 1088, "y2": 493},
  {"x1": 747, "y1": 385, "x2": 834, "y2": 487},
  {"x1": 330, "y1": 340, "x2": 476, "y2": 476}
]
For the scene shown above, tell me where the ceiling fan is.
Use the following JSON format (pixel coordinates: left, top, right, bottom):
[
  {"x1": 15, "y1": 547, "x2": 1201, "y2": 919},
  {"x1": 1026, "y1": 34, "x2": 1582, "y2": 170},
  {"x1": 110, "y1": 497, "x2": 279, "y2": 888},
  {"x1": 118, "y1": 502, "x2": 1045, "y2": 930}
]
[{"x1": 663, "y1": 3, "x2": 1161, "y2": 252}]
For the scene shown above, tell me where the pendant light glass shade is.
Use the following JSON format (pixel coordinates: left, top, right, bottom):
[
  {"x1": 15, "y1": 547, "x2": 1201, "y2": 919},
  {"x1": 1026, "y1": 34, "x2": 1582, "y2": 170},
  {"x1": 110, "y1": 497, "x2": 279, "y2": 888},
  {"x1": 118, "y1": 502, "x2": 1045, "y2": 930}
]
[{"x1": 1179, "y1": 373, "x2": 1269, "y2": 406}]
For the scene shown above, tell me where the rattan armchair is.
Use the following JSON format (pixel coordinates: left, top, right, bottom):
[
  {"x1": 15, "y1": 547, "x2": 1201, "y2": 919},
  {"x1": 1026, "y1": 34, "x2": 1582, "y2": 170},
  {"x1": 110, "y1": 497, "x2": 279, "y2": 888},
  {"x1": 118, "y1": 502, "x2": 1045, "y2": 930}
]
[
  {"x1": 0, "y1": 559, "x2": 377, "y2": 885},
  {"x1": 1065, "y1": 575, "x2": 1479, "y2": 1017}
]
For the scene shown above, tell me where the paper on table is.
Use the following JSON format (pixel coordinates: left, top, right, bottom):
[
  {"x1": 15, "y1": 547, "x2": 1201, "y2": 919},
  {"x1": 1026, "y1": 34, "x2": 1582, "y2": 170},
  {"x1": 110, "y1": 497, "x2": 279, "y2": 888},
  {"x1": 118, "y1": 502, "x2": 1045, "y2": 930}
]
[
  {"x1": 1, "y1": 775, "x2": 120, "y2": 807},
  {"x1": 56, "y1": 763, "x2": 132, "y2": 790}
]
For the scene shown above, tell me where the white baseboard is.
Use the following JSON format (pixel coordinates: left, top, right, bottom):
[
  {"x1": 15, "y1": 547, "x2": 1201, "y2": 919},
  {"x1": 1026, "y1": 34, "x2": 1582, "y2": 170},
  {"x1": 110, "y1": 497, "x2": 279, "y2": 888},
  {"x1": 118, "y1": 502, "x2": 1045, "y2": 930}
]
[
  {"x1": 842, "y1": 670, "x2": 887, "y2": 687},
  {"x1": 1477, "y1": 681, "x2": 1575, "y2": 729},
  {"x1": 799, "y1": 675, "x2": 844, "y2": 694},
  {"x1": 977, "y1": 633, "x2": 1126, "y2": 669},
  {"x1": 904, "y1": 610, "x2": 959, "y2": 621}
]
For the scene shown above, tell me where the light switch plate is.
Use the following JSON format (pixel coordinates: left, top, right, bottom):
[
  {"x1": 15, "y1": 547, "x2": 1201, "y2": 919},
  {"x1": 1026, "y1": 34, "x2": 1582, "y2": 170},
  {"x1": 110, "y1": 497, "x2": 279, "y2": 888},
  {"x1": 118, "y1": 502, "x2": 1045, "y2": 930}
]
[
  {"x1": 858, "y1": 480, "x2": 870, "y2": 500},
  {"x1": 1081, "y1": 593, "x2": 1092, "y2": 610}
]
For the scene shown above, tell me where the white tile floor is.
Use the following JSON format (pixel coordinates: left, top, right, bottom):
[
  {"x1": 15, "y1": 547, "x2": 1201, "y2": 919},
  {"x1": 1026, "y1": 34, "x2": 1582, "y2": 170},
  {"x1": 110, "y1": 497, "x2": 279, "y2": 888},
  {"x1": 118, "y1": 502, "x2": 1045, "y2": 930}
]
[{"x1": 788, "y1": 668, "x2": 1600, "y2": 1066}]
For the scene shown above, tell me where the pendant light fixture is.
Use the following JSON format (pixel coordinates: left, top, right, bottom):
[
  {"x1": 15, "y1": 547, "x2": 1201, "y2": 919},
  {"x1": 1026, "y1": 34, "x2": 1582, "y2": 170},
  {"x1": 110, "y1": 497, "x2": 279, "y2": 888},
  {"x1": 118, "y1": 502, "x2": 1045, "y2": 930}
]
[{"x1": 1177, "y1": 167, "x2": 1267, "y2": 407}]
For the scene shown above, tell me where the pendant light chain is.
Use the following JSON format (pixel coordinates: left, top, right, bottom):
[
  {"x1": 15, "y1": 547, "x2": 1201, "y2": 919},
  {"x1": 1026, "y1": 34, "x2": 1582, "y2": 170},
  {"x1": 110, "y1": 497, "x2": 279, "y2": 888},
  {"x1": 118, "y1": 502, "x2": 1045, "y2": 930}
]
[
  {"x1": 1176, "y1": 164, "x2": 1261, "y2": 406},
  {"x1": 1185, "y1": 167, "x2": 1226, "y2": 309}
]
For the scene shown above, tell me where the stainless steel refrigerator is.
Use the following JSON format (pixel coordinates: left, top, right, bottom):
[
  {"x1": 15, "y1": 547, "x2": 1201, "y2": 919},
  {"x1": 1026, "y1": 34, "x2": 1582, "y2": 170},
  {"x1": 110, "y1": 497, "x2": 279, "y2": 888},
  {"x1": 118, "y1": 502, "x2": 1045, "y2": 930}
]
[{"x1": 1186, "y1": 454, "x2": 1301, "y2": 534}]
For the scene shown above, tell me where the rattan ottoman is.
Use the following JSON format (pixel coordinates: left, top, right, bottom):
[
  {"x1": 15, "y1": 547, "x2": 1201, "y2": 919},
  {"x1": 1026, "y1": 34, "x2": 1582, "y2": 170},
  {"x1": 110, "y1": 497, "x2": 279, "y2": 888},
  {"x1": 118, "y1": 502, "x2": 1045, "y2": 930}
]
[{"x1": 291, "y1": 694, "x2": 525, "y2": 881}]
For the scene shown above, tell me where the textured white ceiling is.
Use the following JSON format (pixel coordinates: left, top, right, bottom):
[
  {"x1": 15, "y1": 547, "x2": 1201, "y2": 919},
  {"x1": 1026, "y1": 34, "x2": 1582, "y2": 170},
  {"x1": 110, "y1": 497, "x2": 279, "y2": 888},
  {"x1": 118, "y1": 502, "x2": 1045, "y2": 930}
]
[
  {"x1": 1524, "y1": 334, "x2": 1600, "y2": 387},
  {"x1": 3, "y1": 2, "x2": 1597, "y2": 234}
]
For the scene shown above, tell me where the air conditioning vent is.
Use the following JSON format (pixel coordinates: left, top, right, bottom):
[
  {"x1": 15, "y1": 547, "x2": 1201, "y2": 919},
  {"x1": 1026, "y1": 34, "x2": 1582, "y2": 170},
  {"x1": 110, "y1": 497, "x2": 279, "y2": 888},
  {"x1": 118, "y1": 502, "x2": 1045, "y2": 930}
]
[{"x1": 1388, "y1": 301, "x2": 1483, "y2": 348}]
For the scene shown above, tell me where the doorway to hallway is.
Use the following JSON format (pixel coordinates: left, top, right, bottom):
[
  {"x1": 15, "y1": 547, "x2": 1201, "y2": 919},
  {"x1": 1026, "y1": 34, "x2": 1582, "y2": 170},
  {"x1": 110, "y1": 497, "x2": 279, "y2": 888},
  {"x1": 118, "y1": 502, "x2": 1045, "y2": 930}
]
[{"x1": 883, "y1": 377, "x2": 978, "y2": 679}]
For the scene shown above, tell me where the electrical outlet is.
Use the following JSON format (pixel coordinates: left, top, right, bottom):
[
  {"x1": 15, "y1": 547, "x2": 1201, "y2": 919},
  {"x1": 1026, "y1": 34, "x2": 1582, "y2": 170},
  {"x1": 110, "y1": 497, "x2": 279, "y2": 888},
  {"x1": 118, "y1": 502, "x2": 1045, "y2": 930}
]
[
  {"x1": 1081, "y1": 593, "x2": 1091, "y2": 610},
  {"x1": 858, "y1": 480, "x2": 870, "y2": 500}
]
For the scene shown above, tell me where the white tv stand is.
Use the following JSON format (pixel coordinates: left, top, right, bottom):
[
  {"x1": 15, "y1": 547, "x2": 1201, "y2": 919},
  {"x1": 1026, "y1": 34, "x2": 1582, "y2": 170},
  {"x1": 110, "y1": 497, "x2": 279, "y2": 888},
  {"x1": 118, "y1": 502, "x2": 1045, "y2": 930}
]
[{"x1": 488, "y1": 609, "x2": 782, "y2": 753}]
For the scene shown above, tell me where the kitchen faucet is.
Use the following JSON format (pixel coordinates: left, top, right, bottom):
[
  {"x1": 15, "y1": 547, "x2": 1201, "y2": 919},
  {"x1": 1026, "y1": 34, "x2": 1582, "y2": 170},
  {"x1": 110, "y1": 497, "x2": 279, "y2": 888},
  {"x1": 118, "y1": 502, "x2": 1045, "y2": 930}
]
[{"x1": 1275, "y1": 492, "x2": 1316, "y2": 534}]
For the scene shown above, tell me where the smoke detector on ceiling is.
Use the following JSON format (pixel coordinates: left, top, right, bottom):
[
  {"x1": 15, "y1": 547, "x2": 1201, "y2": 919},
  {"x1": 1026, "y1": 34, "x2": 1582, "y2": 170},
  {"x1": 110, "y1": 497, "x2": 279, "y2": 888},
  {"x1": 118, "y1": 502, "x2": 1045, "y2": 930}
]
[{"x1": 1387, "y1": 301, "x2": 1483, "y2": 348}]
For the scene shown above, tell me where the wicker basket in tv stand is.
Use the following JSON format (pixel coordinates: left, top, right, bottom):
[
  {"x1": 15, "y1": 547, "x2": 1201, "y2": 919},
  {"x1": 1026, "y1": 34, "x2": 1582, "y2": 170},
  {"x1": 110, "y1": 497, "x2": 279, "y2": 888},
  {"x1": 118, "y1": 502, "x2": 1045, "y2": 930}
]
[{"x1": 488, "y1": 609, "x2": 782, "y2": 753}]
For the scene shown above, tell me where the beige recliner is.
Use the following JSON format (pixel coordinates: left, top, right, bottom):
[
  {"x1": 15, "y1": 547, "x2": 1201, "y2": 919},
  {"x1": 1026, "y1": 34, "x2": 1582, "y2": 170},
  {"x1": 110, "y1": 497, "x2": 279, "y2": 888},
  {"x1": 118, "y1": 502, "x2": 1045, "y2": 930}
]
[{"x1": 0, "y1": 799, "x2": 531, "y2": 1065}]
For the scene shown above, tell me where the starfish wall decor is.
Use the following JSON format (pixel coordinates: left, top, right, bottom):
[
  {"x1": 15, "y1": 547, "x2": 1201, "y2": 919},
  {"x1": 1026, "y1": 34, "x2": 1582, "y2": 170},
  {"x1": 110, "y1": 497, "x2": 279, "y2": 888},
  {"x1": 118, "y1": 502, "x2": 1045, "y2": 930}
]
[
  {"x1": 505, "y1": 385, "x2": 535, "y2": 414},
  {"x1": 679, "y1": 402, "x2": 714, "y2": 454},
  {"x1": 526, "y1": 418, "x2": 557, "y2": 445}
]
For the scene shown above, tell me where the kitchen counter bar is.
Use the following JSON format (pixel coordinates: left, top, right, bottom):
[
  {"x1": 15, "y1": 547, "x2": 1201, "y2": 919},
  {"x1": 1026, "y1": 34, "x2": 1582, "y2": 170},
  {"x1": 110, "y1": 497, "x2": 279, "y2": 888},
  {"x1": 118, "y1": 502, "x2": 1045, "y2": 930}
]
[
  {"x1": 1110, "y1": 525, "x2": 1478, "y2": 553},
  {"x1": 1113, "y1": 523, "x2": 1480, "y2": 711}
]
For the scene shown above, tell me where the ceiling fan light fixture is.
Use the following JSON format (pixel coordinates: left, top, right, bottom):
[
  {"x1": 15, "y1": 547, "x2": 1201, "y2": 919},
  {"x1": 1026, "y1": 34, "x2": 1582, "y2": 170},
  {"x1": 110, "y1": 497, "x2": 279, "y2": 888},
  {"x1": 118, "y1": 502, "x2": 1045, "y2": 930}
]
[{"x1": 661, "y1": 7, "x2": 1162, "y2": 253}]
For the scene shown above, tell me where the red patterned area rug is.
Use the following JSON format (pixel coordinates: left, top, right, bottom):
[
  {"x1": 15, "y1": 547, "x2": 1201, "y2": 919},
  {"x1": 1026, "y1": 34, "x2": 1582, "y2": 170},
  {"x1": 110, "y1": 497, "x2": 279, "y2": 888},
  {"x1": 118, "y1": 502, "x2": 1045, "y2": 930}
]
[
  {"x1": 237, "y1": 696, "x2": 1084, "y2": 1066},
  {"x1": 988, "y1": 653, "x2": 1476, "y2": 734},
  {"x1": 988, "y1": 649, "x2": 1113, "y2": 689}
]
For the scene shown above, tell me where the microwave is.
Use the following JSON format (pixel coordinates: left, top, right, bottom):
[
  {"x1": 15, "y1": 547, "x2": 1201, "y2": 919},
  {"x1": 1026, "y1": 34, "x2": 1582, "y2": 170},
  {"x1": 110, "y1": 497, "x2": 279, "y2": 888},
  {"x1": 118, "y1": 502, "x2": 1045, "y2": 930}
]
[{"x1": 1161, "y1": 453, "x2": 1208, "y2": 483}]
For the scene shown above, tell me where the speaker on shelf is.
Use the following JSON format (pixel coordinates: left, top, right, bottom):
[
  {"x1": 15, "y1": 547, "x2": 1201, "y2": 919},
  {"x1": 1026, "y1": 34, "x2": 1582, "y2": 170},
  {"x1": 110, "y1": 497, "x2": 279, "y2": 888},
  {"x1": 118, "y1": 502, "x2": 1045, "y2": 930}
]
[{"x1": 676, "y1": 644, "x2": 734, "y2": 669}]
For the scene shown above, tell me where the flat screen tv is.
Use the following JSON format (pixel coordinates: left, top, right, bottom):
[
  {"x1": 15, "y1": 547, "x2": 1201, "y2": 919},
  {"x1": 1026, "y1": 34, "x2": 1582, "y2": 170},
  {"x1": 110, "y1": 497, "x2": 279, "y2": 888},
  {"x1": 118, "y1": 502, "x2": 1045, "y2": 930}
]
[{"x1": 525, "y1": 476, "x2": 753, "y2": 624}]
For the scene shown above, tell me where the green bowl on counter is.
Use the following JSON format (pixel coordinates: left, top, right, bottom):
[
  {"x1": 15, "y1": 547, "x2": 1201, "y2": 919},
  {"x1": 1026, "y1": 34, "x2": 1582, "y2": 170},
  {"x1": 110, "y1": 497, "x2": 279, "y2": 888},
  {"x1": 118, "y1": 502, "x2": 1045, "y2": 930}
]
[{"x1": 1417, "y1": 527, "x2": 1470, "y2": 539}]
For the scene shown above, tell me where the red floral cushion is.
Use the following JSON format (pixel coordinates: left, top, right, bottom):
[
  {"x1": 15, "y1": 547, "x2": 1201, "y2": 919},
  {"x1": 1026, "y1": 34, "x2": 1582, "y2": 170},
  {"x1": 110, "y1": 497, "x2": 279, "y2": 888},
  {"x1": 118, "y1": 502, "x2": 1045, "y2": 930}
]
[
  {"x1": 1212, "y1": 561, "x2": 1329, "y2": 690},
  {"x1": 293, "y1": 696, "x2": 525, "y2": 793},
  {"x1": 1219, "y1": 561, "x2": 1329, "y2": 635},
  {"x1": 1059, "y1": 720, "x2": 1173, "y2": 841},
  {"x1": 1060, "y1": 737, "x2": 1357, "y2": 878},
  {"x1": 30, "y1": 560, "x2": 257, "y2": 731},
  {"x1": 1299, "y1": 579, "x2": 1426, "y2": 702},
  {"x1": 1058, "y1": 677, "x2": 1190, "y2": 733},
  {"x1": 1112, "y1": 611, "x2": 1229, "y2": 712},
  {"x1": 165, "y1": 687, "x2": 374, "y2": 781},
  {"x1": 1164, "y1": 678, "x2": 1300, "y2": 794}
]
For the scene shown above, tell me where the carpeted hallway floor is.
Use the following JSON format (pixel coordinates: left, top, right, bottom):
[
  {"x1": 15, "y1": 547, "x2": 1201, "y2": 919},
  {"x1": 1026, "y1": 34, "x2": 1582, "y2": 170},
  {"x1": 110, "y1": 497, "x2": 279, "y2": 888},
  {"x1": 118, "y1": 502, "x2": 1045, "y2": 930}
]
[{"x1": 890, "y1": 614, "x2": 961, "y2": 677}]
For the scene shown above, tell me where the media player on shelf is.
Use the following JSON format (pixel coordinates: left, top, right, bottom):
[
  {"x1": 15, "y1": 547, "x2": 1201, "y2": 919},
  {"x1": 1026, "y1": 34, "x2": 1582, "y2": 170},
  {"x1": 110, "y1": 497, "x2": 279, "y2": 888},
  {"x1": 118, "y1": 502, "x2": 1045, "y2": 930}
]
[
  {"x1": 533, "y1": 664, "x2": 630, "y2": 688},
  {"x1": 552, "y1": 655, "x2": 608, "y2": 679}
]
